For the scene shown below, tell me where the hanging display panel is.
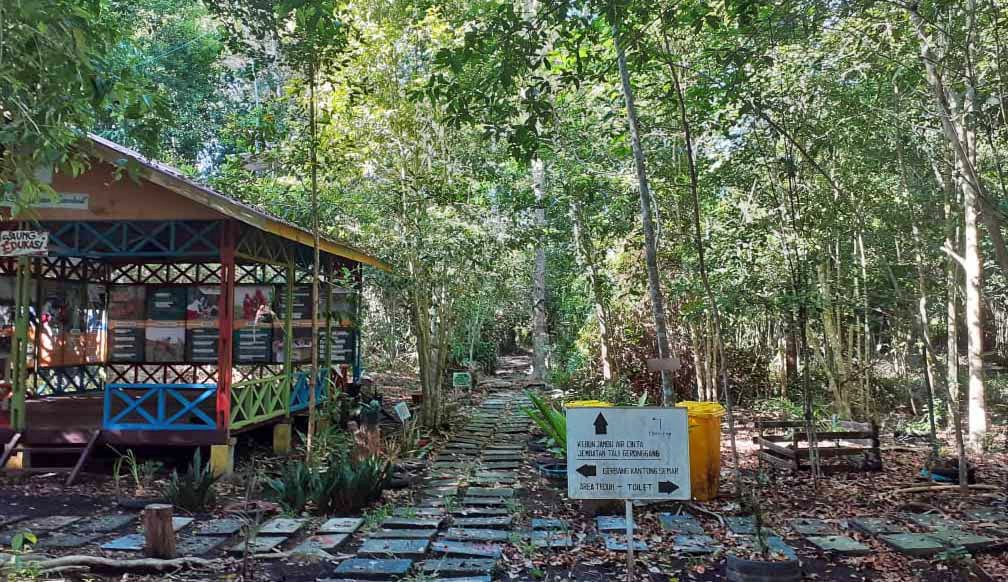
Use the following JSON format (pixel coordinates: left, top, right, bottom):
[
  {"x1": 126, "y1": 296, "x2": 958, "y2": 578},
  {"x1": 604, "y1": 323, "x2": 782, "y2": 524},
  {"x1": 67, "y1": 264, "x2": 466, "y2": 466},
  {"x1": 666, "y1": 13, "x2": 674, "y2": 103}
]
[
  {"x1": 145, "y1": 325, "x2": 186, "y2": 362},
  {"x1": 147, "y1": 287, "x2": 187, "y2": 321},
  {"x1": 109, "y1": 286, "x2": 146, "y2": 363},
  {"x1": 234, "y1": 285, "x2": 275, "y2": 326},
  {"x1": 235, "y1": 325, "x2": 272, "y2": 363}
]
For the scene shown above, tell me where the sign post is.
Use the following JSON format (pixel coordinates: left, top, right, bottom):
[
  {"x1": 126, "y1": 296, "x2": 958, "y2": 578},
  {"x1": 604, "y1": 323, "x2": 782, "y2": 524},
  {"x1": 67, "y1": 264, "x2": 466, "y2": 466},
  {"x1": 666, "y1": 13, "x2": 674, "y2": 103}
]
[{"x1": 566, "y1": 407, "x2": 691, "y2": 581}]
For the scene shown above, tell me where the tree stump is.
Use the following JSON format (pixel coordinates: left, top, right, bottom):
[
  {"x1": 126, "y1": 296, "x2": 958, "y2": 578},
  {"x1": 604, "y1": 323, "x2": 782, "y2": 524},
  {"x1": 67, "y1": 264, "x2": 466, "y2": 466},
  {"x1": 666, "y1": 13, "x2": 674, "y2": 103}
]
[{"x1": 143, "y1": 504, "x2": 176, "y2": 559}]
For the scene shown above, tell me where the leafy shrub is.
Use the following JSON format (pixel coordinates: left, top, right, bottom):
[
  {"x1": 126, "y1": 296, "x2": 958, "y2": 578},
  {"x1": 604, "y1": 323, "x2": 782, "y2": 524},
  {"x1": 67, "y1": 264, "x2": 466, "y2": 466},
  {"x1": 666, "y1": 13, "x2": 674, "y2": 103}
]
[
  {"x1": 524, "y1": 391, "x2": 566, "y2": 458},
  {"x1": 265, "y1": 449, "x2": 389, "y2": 516},
  {"x1": 312, "y1": 453, "x2": 390, "y2": 515},
  {"x1": 265, "y1": 460, "x2": 316, "y2": 515},
  {"x1": 164, "y1": 449, "x2": 220, "y2": 512}
]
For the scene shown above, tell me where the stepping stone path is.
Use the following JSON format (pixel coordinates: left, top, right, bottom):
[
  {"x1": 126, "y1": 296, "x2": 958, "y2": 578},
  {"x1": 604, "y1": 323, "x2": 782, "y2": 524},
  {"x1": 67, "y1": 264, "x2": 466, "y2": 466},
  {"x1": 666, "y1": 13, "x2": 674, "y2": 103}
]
[
  {"x1": 806, "y1": 534, "x2": 871, "y2": 556},
  {"x1": 321, "y1": 382, "x2": 533, "y2": 578}
]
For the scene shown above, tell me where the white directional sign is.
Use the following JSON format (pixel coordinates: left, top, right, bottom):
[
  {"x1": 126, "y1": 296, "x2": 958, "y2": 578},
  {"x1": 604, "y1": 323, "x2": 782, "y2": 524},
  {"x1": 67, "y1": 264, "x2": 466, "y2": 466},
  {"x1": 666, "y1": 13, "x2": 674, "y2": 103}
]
[{"x1": 566, "y1": 407, "x2": 691, "y2": 500}]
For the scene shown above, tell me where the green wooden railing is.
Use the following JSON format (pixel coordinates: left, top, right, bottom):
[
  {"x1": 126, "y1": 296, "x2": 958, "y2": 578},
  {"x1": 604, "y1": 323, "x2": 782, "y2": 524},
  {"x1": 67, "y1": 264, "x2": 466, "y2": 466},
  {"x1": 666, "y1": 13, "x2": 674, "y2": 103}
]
[{"x1": 230, "y1": 374, "x2": 288, "y2": 430}]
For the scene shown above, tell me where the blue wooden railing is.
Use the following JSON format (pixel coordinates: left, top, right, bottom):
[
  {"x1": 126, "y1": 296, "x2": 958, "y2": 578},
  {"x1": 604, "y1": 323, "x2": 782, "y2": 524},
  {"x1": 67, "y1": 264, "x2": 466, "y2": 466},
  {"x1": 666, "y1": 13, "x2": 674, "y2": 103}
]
[{"x1": 103, "y1": 383, "x2": 218, "y2": 431}]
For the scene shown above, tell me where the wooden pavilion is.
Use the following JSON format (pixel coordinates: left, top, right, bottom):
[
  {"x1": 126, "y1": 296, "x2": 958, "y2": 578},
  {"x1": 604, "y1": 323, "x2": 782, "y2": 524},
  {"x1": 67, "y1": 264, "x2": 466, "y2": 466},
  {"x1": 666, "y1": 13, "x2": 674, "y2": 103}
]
[{"x1": 0, "y1": 135, "x2": 388, "y2": 480}]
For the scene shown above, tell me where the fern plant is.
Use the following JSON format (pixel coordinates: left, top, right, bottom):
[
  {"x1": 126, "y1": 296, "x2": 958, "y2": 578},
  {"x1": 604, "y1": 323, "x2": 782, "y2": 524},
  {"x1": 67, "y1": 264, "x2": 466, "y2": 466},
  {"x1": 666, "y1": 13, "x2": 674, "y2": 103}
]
[
  {"x1": 163, "y1": 449, "x2": 220, "y2": 512},
  {"x1": 524, "y1": 391, "x2": 567, "y2": 459}
]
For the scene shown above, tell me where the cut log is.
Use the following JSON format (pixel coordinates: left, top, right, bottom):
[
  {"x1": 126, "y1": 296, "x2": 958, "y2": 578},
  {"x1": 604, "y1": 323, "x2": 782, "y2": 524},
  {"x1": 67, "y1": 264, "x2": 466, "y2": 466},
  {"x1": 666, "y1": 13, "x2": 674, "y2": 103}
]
[{"x1": 143, "y1": 504, "x2": 176, "y2": 559}]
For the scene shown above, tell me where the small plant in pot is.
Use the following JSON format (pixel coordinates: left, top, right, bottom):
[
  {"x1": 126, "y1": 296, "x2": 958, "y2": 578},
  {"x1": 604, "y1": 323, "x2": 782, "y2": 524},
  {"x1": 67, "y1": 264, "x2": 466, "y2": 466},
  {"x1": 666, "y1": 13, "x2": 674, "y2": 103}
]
[
  {"x1": 111, "y1": 448, "x2": 166, "y2": 509},
  {"x1": 523, "y1": 391, "x2": 567, "y2": 481},
  {"x1": 726, "y1": 490, "x2": 801, "y2": 582}
]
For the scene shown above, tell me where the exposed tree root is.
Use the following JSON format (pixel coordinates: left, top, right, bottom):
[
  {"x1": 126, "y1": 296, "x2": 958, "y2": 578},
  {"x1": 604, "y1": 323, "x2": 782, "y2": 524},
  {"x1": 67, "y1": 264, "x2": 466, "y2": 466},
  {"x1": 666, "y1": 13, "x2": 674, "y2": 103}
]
[{"x1": 7, "y1": 555, "x2": 220, "y2": 574}]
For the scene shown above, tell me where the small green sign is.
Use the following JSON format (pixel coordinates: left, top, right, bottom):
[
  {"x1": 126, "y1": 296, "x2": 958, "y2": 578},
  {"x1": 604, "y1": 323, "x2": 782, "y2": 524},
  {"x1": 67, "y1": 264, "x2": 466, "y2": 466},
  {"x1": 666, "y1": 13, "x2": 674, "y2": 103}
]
[{"x1": 452, "y1": 372, "x2": 472, "y2": 389}]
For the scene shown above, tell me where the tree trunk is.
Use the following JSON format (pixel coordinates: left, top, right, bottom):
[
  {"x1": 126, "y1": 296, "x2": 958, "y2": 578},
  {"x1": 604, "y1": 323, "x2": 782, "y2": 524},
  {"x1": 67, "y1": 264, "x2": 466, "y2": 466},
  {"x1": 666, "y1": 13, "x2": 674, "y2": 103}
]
[
  {"x1": 908, "y1": 3, "x2": 987, "y2": 452},
  {"x1": 570, "y1": 198, "x2": 615, "y2": 381},
  {"x1": 817, "y1": 260, "x2": 851, "y2": 418},
  {"x1": 307, "y1": 61, "x2": 320, "y2": 456},
  {"x1": 531, "y1": 157, "x2": 549, "y2": 382},
  {"x1": 613, "y1": 22, "x2": 674, "y2": 403},
  {"x1": 962, "y1": 160, "x2": 987, "y2": 450}
]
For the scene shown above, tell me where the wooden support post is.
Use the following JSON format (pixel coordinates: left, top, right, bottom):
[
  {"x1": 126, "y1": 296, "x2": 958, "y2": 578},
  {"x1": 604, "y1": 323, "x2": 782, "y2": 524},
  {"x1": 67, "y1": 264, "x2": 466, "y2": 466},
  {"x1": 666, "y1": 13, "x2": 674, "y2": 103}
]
[
  {"x1": 323, "y1": 260, "x2": 333, "y2": 397},
  {"x1": 283, "y1": 259, "x2": 294, "y2": 415},
  {"x1": 352, "y1": 263, "x2": 363, "y2": 383},
  {"x1": 143, "y1": 504, "x2": 176, "y2": 559},
  {"x1": 10, "y1": 256, "x2": 30, "y2": 432},
  {"x1": 625, "y1": 500, "x2": 635, "y2": 582},
  {"x1": 216, "y1": 221, "x2": 236, "y2": 431}
]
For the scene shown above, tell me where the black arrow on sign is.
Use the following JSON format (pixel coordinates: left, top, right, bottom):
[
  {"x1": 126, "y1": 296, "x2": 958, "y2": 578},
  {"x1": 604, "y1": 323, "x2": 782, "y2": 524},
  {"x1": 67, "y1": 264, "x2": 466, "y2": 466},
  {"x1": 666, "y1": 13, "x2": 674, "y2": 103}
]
[
  {"x1": 593, "y1": 413, "x2": 608, "y2": 435},
  {"x1": 658, "y1": 481, "x2": 679, "y2": 494},
  {"x1": 576, "y1": 464, "x2": 597, "y2": 477}
]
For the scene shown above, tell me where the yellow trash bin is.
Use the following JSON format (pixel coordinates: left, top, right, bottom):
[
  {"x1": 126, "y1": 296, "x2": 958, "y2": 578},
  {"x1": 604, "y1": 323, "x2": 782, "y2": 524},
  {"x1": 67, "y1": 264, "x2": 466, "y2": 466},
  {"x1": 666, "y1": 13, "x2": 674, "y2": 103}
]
[{"x1": 677, "y1": 401, "x2": 726, "y2": 501}]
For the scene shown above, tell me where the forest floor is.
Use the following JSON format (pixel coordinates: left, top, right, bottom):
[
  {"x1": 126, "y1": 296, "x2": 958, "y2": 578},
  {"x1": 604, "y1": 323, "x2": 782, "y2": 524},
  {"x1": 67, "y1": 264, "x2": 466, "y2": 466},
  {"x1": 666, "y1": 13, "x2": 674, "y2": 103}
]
[{"x1": 0, "y1": 357, "x2": 1006, "y2": 581}]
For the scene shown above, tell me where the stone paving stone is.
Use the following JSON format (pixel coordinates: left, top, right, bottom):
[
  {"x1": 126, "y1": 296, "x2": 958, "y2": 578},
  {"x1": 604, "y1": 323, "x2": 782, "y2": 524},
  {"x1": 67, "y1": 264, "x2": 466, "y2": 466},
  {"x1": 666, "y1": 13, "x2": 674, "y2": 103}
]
[
  {"x1": 596, "y1": 516, "x2": 633, "y2": 532},
  {"x1": 658, "y1": 514, "x2": 704, "y2": 535},
  {"x1": 358, "y1": 538, "x2": 431, "y2": 558},
  {"x1": 296, "y1": 533, "x2": 349, "y2": 551},
  {"x1": 928, "y1": 528, "x2": 998, "y2": 551},
  {"x1": 906, "y1": 512, "x2": 964, "y2": 530},
  {"x1": 428, "y1": 479, "x2": 462, "y2": 487},
  {"x1": 725, "y1": 516, "x2": 757, "y2": 535},
  {"x1": 76, "y1": 514, "x2": 136, "y2": 533},
  {"x1": 806, "y1": 535, "x2": 871, "y2": 556},
  {"x1": 36, "y1": 533, "x2": 97, "y2": 549},
  {"x1": 531, "y1": 518, "x2": 569, "y2": 531},
  {"x1": 431, "y1": 540, "x2": 503, "y2": 559},
  {"x1": 176, "y1": 535, "x2": 229, "y2": 555},
  {"x1": 461, "y1": 497, "x2": 509, "y2": 507},
  {"x1": 528, "y1": 530, "x2": 574, "y2": 548},
  {"x1": 425, "y1": 487, "x2": 460, "y2": 498},
  {"x1": 465, "y1": 487, "x2": 515, "y2": 498},
  {"x1": 0, "y1": 515, "x2": 27, "y2": 529},
  {"x1": 171, "y1": 517, "x2": 195, "y2": 532},
  {"x1": 443, "y1": 528, "x2": 511, "y2": 542},
  {"x1": 453, "y1": 516, "x2": 512, "y2": 529},
  {"x1": 333, "y1": 557, "x2": 414, "y2": 578},
  {"x1": 880, "y1": 533, "x2": 947, "y2": 556},
  {"x1": 473, "y1": 471, "x2": 517, "y2": 481},
  {"x1": 369, "y1": 528, "x2": 438, "y2": 540},
  {"x1": 789, "y1": 518, "x2": 836, "y2": 537},
  {"x1": 452, "y1": 507, "x2": 511, "y2": 517},
  {"x1": 394, "y1": 507, "x2": 445, "y2": 519},
  {"x1": 603, "y1": 534, "x2": 648, "y2": 552},
  {"x1": 319, "y1": 517, "x2": 364, "y2": 534},
  {"x1": 228, "y1": 535, "x2": 288, "y2": 554},
  {"x1": 743, "y1": 536, "x2": 797, "y2": 560},
  {"x1": 848, "y1": 517, "x2": 904, "y2": 536},
  {"x1": 481, "y1": 455, "x2": 522, "y2": 462},
  {"x1": 102, "y1": 533, "x2": 145, "y2": 551},
  {"x1": 481, "y1": 462, "x2": 520, "y2": 471},
  {"x1": 382, "y1": 517, "x2": 443, "y2": 529},
  {"x1": 964, "y1": 507, "x2": 1008, "y2": 523},
  {"x1": 23, "y1": 515, "x2": 84, "y2": 532},
  {"x1": 425, "y1": 576, "x2": 491, "y2": 582},
  {"x1": 469, "y1": 476, "x2": 517, "y2": 486},
  {"x1": 417, "y1": 556, "x2": 495, "y2": 572},
  {"x1": 195, "y1": 518, "x2": 243, "y2": 536},
  {"x1": 672, "y1": 534, "x2": 719, "y2": 554}
]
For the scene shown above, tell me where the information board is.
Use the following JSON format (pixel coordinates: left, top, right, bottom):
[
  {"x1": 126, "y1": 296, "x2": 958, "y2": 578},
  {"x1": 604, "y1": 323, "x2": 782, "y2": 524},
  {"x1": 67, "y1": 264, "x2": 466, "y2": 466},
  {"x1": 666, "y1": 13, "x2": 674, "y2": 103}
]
[{"x1": 566, "y1": 407, "x2": 691, "y2": 500}]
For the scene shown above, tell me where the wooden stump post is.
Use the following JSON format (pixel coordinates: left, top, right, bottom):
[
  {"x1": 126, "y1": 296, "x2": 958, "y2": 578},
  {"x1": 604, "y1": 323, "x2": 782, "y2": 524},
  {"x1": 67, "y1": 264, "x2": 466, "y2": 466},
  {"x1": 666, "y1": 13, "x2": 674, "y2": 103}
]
[{"x1": 143, "y1": 504, "x2": 176, "y2": 559}]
